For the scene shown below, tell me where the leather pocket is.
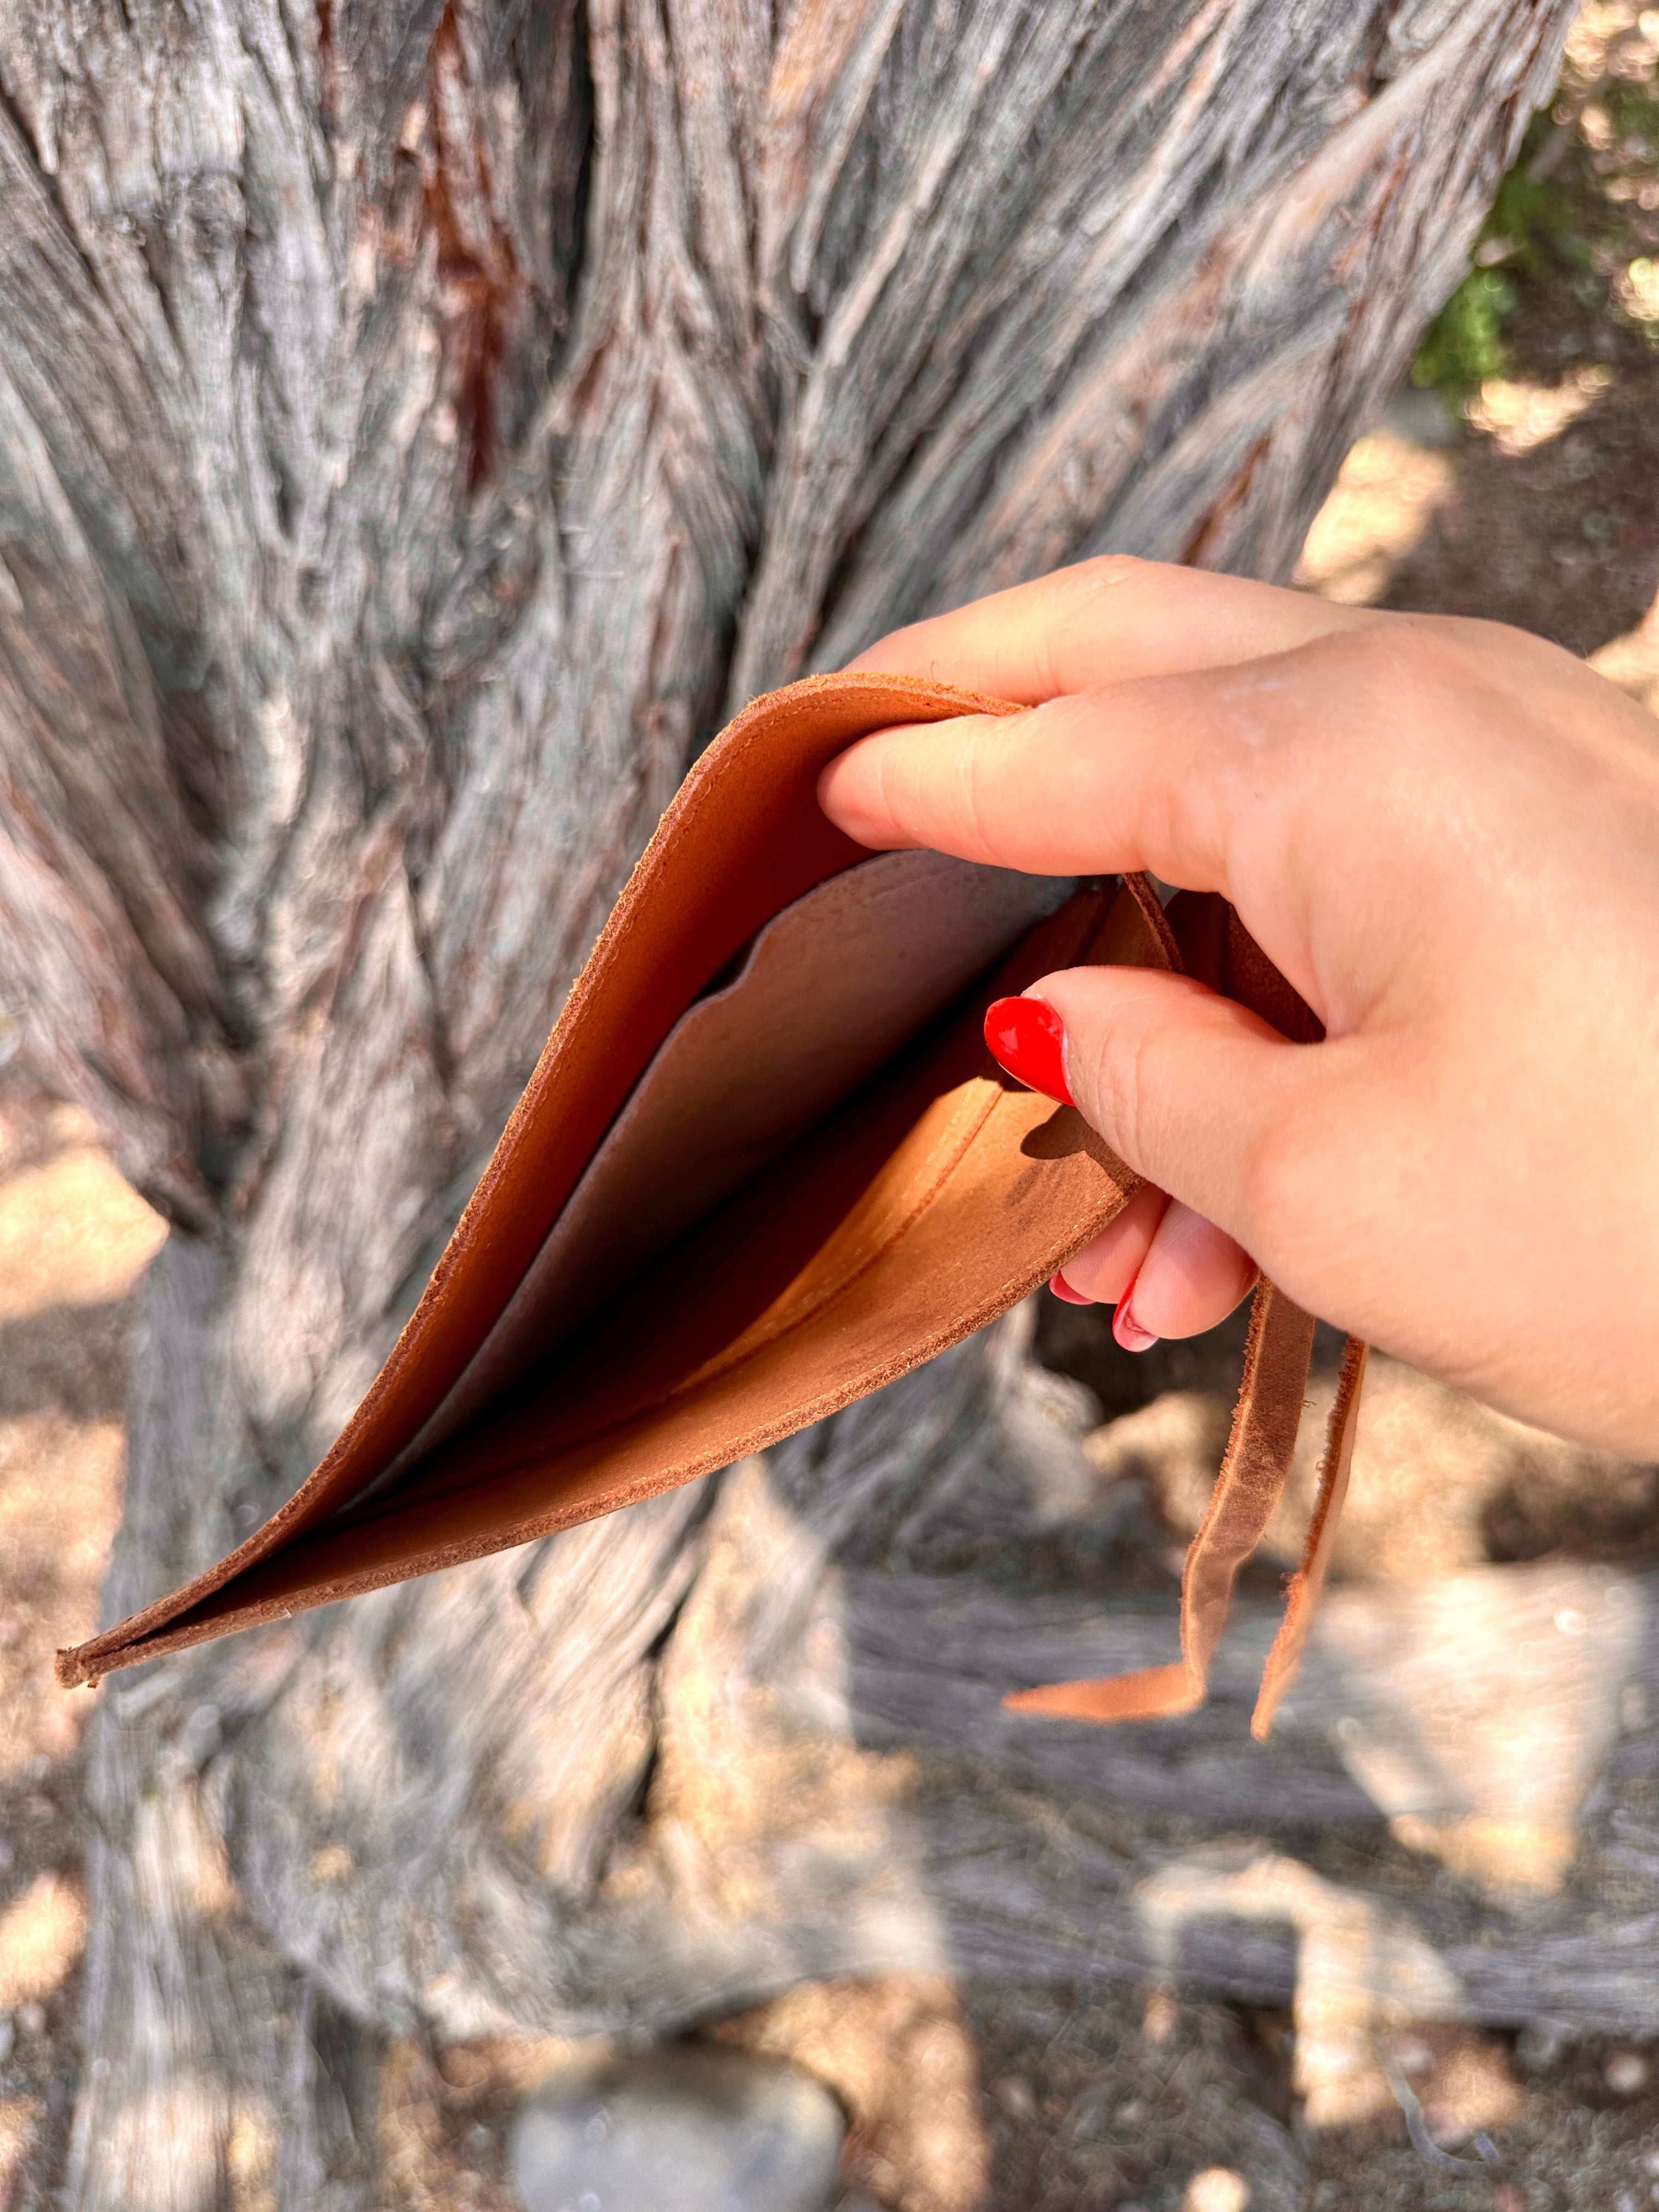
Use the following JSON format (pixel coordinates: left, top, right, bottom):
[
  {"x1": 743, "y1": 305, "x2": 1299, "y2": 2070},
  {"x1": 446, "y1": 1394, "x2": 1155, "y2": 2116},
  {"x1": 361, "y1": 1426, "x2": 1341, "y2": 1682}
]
[{"x1": 148, "y1": 879, "x2": 1150, "y2": 1646}]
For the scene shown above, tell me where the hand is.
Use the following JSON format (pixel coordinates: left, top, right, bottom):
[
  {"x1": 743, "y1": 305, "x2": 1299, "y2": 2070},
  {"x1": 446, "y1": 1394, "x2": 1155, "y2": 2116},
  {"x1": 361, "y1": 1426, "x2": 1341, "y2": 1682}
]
[{"x1": 818, "y1": 557, "x2": 1659, "y2": 1459}]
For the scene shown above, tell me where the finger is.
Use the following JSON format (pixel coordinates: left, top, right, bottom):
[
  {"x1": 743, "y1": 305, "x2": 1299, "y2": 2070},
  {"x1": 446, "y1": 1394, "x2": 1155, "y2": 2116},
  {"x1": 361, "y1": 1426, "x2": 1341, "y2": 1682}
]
[
  {"x1": 844, "y1": 554, "x2": 1371, "y2": 701},
  {"x1": 822, "y1": 622, "x2": 1414, "y2": 904},
  {"x1": 1058, "y1": 1187, "x2": 1257, "y2": 1342},
  {"x1": 1030, "y1": 964, "x2": 1339, "y2": 1259},
  {"x1": 1119, "y1": 1200, "x2": 1257, "y2": 1343},
  {"x1": 1057, "y1": 1181, "x2": 1167, "y2": 1303},
  {"x1": 819, "y1": 667, "x2": 1250, "y2": 884}
]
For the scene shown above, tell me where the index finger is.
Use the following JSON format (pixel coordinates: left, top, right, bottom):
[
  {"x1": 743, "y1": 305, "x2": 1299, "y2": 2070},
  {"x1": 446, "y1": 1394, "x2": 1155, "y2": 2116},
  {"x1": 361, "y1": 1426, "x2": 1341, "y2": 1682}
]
[
  {"x1": 845, "y1": 555, "x2": 1370, "y2": 702},
  {"x1": 818, "y1": 625, "x2": 1379, "y2": 894}
]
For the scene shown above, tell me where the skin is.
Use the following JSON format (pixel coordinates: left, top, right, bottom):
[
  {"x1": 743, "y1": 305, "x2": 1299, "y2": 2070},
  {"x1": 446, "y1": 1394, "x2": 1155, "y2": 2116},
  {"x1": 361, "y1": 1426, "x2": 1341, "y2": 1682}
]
[{"x1": 817, "y1": 556, "x2": 1659, "y2": 1461}]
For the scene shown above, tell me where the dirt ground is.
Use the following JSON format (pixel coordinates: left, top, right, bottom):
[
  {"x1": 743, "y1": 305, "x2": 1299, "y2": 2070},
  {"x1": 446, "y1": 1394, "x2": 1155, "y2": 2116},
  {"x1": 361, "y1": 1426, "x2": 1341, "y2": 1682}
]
[
  {"x1": 6, "y1": 7, "x2": 1659, "y2": 2209},
  {"x1": 0, "y1": 1090, "x2": 165, "y2": 2207},
  {"x1": 1295, "y1": 1, "x2": 1659, "y2": 696}
]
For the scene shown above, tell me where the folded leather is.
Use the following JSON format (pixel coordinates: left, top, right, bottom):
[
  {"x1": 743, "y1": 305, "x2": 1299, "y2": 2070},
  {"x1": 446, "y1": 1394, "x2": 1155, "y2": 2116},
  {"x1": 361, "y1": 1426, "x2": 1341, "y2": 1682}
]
[{"x1": 59, "y1": 671, "x2": 1365, "y2": 1731}]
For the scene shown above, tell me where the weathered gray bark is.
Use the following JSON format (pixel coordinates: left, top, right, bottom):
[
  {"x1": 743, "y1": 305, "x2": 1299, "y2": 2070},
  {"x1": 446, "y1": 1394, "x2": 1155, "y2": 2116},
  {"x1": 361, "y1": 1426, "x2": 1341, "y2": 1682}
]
[{"x1": 0, "y1": 0, "x2": 1593, "y2": 2203}]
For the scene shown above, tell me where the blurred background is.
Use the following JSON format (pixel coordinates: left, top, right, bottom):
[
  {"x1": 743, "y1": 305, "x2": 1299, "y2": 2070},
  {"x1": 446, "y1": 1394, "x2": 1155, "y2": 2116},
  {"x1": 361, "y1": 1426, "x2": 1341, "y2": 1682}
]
[{"x1": 5, "y1": 4, "x2": 1659, "y2": 2208}]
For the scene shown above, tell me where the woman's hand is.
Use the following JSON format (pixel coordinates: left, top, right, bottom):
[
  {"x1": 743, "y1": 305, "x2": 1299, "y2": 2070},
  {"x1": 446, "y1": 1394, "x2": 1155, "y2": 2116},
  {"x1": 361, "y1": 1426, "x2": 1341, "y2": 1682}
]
[{"x1": 818, "y1": 557, "x2": 1659, "y2": 1459}]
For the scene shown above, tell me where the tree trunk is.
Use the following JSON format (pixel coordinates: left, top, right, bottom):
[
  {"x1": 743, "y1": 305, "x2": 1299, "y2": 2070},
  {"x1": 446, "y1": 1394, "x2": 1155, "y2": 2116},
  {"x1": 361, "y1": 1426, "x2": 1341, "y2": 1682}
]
[{"x1": 0, "y1": 2, "x2": 1584, "y2": 2203}]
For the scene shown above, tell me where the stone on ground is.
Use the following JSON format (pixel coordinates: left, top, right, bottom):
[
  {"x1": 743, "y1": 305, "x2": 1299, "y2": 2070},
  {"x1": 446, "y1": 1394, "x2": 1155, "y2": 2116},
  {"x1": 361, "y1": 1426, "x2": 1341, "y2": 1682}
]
[{"x1": 508, "y1": 2041, "x2": 845, "y2": 2212}]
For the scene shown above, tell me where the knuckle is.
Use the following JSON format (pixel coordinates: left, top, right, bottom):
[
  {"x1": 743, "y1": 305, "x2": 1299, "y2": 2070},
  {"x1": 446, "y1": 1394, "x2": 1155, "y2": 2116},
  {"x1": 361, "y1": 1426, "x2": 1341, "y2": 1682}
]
[
  {"x1": 1062, "y1": 552, "x2": 1150, "y2": 602},
  {"x1": 957, "y1": 719, "x2": 1009, "y2": 857},
  {"x1": 1316, "y1": 618, "x2": 1421, "y2": 687},
  {"x1": 1321, "y1": 612, "x2": 1498, "y2": 708},
  {"x1": 1032, "y1": 556, "x2": 1154, "y2": 698}
]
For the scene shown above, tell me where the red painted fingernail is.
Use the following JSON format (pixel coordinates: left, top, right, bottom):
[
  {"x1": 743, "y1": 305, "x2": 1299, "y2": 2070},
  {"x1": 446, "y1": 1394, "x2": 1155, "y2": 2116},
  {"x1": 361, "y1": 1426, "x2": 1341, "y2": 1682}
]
[
  {"x1": 984, "y1": 996, "x2": 1073, "y2": 1104},
  {"x1": 1049, "y1": 1270, "x2": 1092, "y2": 1306},
  {"x1": 1113, "y1": 1280, "x2": 1159, "y2": 1353}
]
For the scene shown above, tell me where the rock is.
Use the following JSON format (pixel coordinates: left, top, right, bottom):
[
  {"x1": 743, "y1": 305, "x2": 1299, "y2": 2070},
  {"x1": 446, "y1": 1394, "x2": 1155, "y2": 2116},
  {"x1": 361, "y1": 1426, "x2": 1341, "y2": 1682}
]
[
  {"x1": 508, "y1": 2042, "x2": 845, "y2": 2212},
  {"x1": 1182, "y1": 2173, "x2": 1249, "y2": 2212},
  {"x1": 1605, "y1": 2050, "x2": 1648, "y2": 2095}
]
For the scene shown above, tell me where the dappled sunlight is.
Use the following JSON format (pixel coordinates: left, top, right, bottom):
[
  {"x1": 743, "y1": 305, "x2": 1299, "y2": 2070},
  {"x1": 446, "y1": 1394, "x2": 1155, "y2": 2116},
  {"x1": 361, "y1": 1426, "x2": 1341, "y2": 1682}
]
[
  {"x1": 1098, "y1": 1344, "x2": 1659, "y2": 1591},
  {"x1": 1465, "y1": 363, "x2": 1612, "y2": 452},
  {"x1": 0, "y1": 2097, "x2": 44, "y2": 2205},
  {"x1": 0, "y1": 1083, "x2": 169, "y2": 2202},
  {"x1": 1135, "y1": 1850, "x2": 1461, "y2": 2130},
  {"x1": 1311, "y1": 1565, "x2": 1643, "y2": 1900},
  {"x1": 1294, "y1": 0, "x2": 1659, "y2": 687},
  {"x1": 1181, "y1": 2169, "x2": 1250, "y2": 2212},
  {"x1": 1293, "y1": 426, "x2": 1454, "y2": 606},
  {"x1": 1295, "y1": 356, "x2": 1659, "y2": 651},
  {"x1": 0, "y1": 1874, "x2": 87, "y2": 2010},
  {"x1": 0, "y1": 1417, "x2": 122, "y2": 1786},
  {"x1": 1589, "y1": 588, "x2": 1659, "y2": 707},
  {"x1": 99, "y1": 2077, "x2": 235, "y2": 2212},
  {"x1": 713, "y1": 1976, "x2": 992, "y2": 2212},
  {"x1": 4, "y1": 10, "x2": 1659, "y2": 2208},
  {"x1": 1415, "y1": 2031, "x2": 1524, "y2": 2144},
  {"x1": 1388, "y1": 1813, "x2": 1577, "y2": 1897},
  {"x1": 0, "y1": 1105, "x2": 164, "y2": 1325},
  {"x1": 0, "y1": 1087, "x2": 166, "y2": 1769}
]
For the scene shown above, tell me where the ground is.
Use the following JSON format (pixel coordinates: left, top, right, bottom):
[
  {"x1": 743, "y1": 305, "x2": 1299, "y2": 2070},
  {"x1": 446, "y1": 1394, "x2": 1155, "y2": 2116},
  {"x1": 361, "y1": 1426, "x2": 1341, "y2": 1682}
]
[{"x1": 4, "y1": 6, "x2": 1659, "y2": 2208}]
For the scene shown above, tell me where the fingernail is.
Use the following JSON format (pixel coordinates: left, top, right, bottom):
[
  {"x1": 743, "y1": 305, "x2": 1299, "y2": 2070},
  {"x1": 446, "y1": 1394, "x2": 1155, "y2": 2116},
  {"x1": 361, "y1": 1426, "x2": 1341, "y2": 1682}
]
[
  {"x1": 984, "y1": 995, "x2": 1073, "y2": 1105},
  {"x1": 1049, "y1": 1270, "x2": 1092, "y2": 1306},
  {"x1": 1113, "y1": 1280, "x2": 1159, "y2": 1352}
]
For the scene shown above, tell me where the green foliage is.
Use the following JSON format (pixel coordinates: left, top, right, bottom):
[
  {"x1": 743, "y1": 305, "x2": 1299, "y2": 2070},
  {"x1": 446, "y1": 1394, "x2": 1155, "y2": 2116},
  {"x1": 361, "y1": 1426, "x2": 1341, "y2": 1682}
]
[
  {"x1": 1482, "y1": 127, "x2": 1594, "y2": 280},
  {"x1": 1410, "y1": 267, "x2": 1517, "y2": 402},
  {"x1": 1606, "y1": 84, "x2": 1659, "y2": 156},
  {"x1": 1409, "y1": 110, "x2": 1593, "y2": 408}
]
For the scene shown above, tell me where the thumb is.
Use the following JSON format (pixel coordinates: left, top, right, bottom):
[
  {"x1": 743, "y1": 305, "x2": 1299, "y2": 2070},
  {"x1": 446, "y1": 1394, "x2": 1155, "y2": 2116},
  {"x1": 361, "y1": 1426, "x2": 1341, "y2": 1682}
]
[{"x1": 1027, "y1": 964, "x2": 1329, "y2": 1259}]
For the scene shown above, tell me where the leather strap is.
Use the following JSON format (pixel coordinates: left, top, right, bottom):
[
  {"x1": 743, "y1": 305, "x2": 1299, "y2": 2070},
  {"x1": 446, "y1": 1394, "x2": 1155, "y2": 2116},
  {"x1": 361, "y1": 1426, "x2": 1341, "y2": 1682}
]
[
  {"x1": 1004, "y1": 1274, "x2": 1316, "y2": 1723},
  {"x1": 1003, "y1": 874, "x2": 1368, "y2": 1736},
  {"x1": 1251, "y1": 1331, "x2": 1368, "y2": 1739}
]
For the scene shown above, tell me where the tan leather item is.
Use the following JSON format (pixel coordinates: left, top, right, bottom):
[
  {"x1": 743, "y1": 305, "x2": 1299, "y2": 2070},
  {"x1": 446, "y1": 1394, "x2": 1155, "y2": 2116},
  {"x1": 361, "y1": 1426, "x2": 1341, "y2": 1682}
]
[{"x1": 58, "y1": 673, "x2": 1365, "y2": 1732}]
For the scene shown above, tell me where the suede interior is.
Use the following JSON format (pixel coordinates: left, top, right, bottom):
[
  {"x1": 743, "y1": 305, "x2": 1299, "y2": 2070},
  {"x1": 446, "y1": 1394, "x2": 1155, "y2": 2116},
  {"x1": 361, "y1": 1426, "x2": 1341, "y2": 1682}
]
[
  {"x1": 150, "y1": 883, "x2": 1154, "y2": 1641},
  {"x1": 373, "y1": 848, "x2": 1077, "y2": 1489}
]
